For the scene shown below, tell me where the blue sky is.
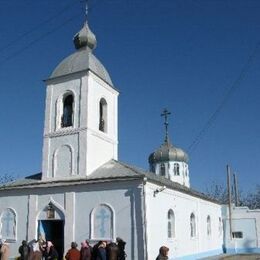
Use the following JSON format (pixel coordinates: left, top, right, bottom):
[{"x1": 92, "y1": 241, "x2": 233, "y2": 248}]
[{"x1": 0, "y1": 0, "x2": 259, "y2": 192}]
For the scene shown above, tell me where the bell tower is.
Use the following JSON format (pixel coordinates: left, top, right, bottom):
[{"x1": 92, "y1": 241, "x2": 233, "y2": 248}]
[{"x1": 41, "y1": 21, "x2": 119, "y2": 180}]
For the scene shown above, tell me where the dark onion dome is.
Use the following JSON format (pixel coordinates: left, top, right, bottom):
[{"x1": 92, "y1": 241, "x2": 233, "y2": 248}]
[
  {"x1": 149, "y1": 141, "x2": 189, "y2": 164},
  {"x1": 48, "y1": 22, "x2": 113, "y2": 86}
]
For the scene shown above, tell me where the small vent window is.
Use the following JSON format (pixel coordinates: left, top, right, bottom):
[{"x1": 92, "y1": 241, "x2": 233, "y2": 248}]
[
  {"x1": 232, "y1": 232, "x2": 243, "y2": 239},
  {"x1": 160, "y1": 164, "x2": 166, "y2": 176},
  {"x1": 174, "y1": 163, "x2": 180, "y2": 176},
  {"x1": 185, "y1": 165, "x2": 188, "y2": 176}
]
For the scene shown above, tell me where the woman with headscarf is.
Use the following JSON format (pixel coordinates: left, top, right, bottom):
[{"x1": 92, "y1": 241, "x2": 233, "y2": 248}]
[
  {"x1": 155, "y1": 246, "x2": 169, "y2": 260},
  {"x1": 80, "y1": 240, "x2": 91, "y2": 260},
  {"x1": 30, "y1": 240, "x2": 42, "y2": 260},
  {"x1": 45, "y1": 241, "x2": 58, "y2": 260}
]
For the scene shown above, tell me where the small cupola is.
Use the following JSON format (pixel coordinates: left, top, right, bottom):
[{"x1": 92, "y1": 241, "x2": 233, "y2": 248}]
[
  {"x1": 73, "y1": 21, "x2": 97, "y2": 50},
  {"x1": 48, "y1": 21, "x2": 113, "y2": 85},
  {"x1": 148, "y1": 142, "x2": 188, "y2": 165},
  {"x1": 148, "y1": 109, "x2": 190, "y2": 188}
]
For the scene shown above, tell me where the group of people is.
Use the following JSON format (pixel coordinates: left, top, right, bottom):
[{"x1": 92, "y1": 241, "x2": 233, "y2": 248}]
[
  {"x1": 18, "y1": 239, "x2": 57, "y2": 260},
  {"x1": 15, "y1": 237, "x2": 126, "y2": 260},
  {"x1": 65, "y1": 237, "x2": 126, "y2": 260},
  {"x1": 1, "y1": 237, "x2": 167, "y2": 260}
]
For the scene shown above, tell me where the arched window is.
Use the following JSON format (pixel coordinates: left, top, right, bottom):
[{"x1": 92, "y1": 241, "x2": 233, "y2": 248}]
[
  {"x1": 218, "y1": 217, "x2": 222, "y2": 236},
  {"x1": 190, "y1": 213, "x2": 196, "y2": 238},
  {"x1": 0, "y1": 208, "x2": 16, "y2": 241},
  {"x1": 91, "y1": 204, "x2": 113, "y2": 240},
  {"x1": 99, "y1": 98, "x2": 107, "y2": 132},
  {"x1": 61, "y1": 94, "x2": 74, "y2": 127},
  {"x1": 167, "y1": 209, "x2": 175, "y2": 238},
  {"x1": 160, "y1": 163, "x2": 165, "y2": 176},
  {"x1": 185, "y1": 165, "x2": 188, "y2": 176},
  {"x1": 207, "y1": 215, "x2": 211, "y2": 236},
  {"x1": 174, "y1": 163, "x2": 180, "y2": 176}
]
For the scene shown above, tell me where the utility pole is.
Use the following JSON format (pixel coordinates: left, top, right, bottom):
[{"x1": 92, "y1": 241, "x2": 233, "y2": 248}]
[
  {"x1": 227, "y1": 165, "x2": 233, "y2": 240},
  {"x1": 233, "y1": 172, "x2": 239, "y2": 206}
]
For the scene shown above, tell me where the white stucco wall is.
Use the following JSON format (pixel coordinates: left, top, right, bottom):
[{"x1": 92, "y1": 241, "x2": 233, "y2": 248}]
[
  {"x1": 42, "y1": 71, "x2": 119, "y2": 180},
  {"x1": 144, "y1": 182, "x2": 223, "y2": 260},
  {"x1": 0, "y1": 179, "x2": 144, "y2": 259},
  {"x1": 223, "y1": 205, "x2": 260, "y2": 253},
  {"x1": 0, "y1": 191, "x2": 29, "y2": 257}
]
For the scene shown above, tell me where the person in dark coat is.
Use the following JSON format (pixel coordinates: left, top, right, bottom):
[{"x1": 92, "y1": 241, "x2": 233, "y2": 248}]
[
  {"x1": 65, "y1": 242, "x2": 80, "y2": 260},
  {"x1": 96, "y1": 241, "x2": 107, "y2": 260},
  {"x1": 45, "y1": 241, "x2": 58, "y2": 260},
  {"x1": 155, "y1": 246, "x2": 169, "y2": 260},
  {"x1": 106, "y1": 242, "x2": 118, "y2": 260},
  {"x1": 91, "y1": 241, "x2": 102, "y2": 260},
  {"x1": 80, "y1": 240, "x2": 91, "y2": 260},
  {"x1": 116, "y1": 238, "x2": 126, "y2": 260},
  {"x1": 19, "y1": 240, "x2": 30, "y2": 260}
]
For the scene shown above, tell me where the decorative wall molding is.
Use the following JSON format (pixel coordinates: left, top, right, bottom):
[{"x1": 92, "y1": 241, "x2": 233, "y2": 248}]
[
  {"x1": 44, "y1": 127, "x2": 87, "y2": 138},
  {"x1": 44, "y1": 127, "x2": 118, "y2": 145}
]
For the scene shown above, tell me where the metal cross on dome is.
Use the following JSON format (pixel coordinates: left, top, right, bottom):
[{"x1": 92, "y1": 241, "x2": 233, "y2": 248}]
[
  {"x1": 80, "y1": 0, "x2": 89, "y2": 18},
  {"x1": 161, "y1": 108, "x2": 171, "y2": 144},
  {"x1": 85, "y1": 0, "x2": 89, "y2": 17}
]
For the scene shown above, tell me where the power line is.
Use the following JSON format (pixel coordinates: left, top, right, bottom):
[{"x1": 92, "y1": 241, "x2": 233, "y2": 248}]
[
  {"x1": 187, "y1": 41, "x2": 260, "y2": 154},
  {"x1": 0, "y1": 0, "x2": 102, "y2": 66},
  {"x1": 0, "y1": 13, "x2": 81, "y2": 66},
  {"x1": 0, "y1": 1, "x2": 78, "y2": 54}
]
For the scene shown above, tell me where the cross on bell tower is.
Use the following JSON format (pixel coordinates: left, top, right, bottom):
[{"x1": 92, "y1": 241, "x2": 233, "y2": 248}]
[
  {"x1": 84, "y1": 0, "x2": 89, "y2": 18},
  {"x1": 161, "y1": 108, "x2": 171, "y2": 144}
]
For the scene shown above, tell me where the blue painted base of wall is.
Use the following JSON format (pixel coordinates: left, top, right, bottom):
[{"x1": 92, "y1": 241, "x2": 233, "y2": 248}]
[
  {"x1": 225, "y1": 247, "x2": 260, "y2": 254},
  {"x1": 170, "y1": 247, "x2": 260, "y2": 260},
  {"x1": 169, "y1": 249, "x2": 223, "y2": 260}
]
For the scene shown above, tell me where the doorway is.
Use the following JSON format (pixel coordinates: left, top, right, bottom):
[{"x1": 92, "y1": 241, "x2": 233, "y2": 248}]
[{"x1": 38, "y1": 220, "x2": 64, "y2": 260}]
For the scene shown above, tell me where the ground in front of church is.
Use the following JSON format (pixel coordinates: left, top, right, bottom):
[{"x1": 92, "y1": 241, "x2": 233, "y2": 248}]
[{"x1": 200, "y1": 253, "x2": 260, "y2": 259}]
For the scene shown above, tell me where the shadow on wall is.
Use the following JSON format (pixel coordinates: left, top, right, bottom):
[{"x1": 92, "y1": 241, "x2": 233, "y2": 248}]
[
  {"x1": 243, "y1": 239, "x2": 258, "y2": 253},
  {"x1": 125, "y1": 186, "x2": 144, "y2": 260}
]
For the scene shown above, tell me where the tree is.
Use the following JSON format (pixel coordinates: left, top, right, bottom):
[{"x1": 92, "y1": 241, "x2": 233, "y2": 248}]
[
  {"x1": 205, "y1": 181, "x2": 260, "y2": 210},
  {"x1": 240, "y1": 185, "x2": 260, "y2": 210},
  {"x1": 205, "y1": 181, "x2": 229, "y2": 204},
  {"x1": 0, "y1": 173, "x2": 15, "y2": 184}
]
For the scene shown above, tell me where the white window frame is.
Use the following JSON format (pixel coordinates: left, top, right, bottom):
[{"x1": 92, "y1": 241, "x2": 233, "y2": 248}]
[
  {"x1": 190, "y1": 213, "x2": 196, "y2": 238},
  {"x1": 0, "y1": 208, "x2": 17, "y2": 242},
  {"x1": 167, "y1": 209, "x2": 175, "y2": 239}
]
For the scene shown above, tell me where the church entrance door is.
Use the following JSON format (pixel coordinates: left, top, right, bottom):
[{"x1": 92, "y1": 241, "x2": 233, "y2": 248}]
[{"x1": 38, "y1": 220, "x2": 64, "y2": 260}]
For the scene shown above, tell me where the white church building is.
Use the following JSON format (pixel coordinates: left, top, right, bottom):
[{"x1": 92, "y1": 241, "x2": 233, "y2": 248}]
[{"x1": 2, "y1": 18, "x2": 258, "y2": 259}]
